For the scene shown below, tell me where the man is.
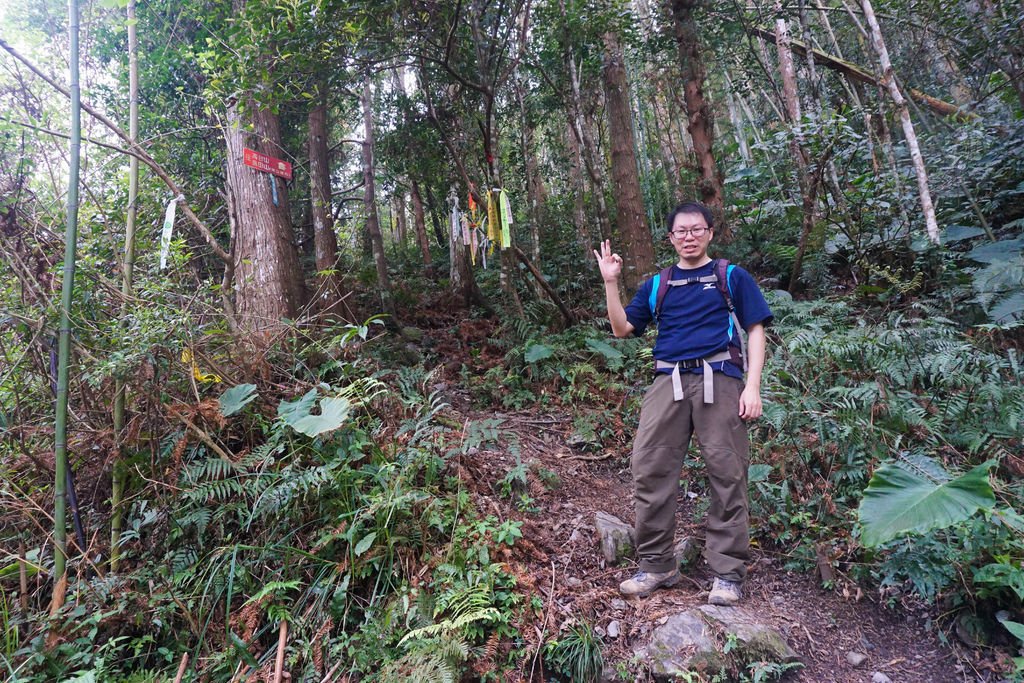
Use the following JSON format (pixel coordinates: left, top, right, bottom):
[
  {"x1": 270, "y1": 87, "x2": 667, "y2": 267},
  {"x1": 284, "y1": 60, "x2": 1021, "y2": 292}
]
[{"x1": 594, "y1": 201, "x2": 772, "y2": 605}]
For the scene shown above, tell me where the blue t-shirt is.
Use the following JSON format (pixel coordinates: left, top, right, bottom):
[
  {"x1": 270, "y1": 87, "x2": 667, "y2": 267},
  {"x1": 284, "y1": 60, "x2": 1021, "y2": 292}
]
[{"x1": 624, "y1": 261, "x2": 773, "y2": 380}]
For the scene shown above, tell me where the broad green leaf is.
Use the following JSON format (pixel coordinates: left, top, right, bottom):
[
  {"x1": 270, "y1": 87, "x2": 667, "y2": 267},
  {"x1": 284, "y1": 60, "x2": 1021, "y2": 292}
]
[
  {"x1": 968, "y1": 237, "x2": 1024, "y2": 264},
  {"x1": 974, "y1": 562, "x2": 1024, "y2": 601},
  {"x1": 0, "y1": 559, "x2": 41, "y2": 580},
  {"x1": 285, "y1": 396, "x2": 350, "y2": 437},
  {"x1": 998, "y1": 617, "x2": 1024, "y2": 643},
  {"x1": 524, "y1": 343, "x2": 553, "y2": 363},
  {"x1": 748, "y1": 464, "x2": 772, "y2": 484},
  {"x1": 277, "y1": 388, "x2": 318, "y2": 422},
  {"x1": 585, "y1": 338, "x2": 622, "y2": 361},
  {"x1": 219, "y1": 383, "x2": 258, "y2": 416},
  {"x1": 941, "y1": 225, "x2": 986, "y2": 243},
  {"x1": 858, "y1": 460, "x2": 996, "y2": 547},
  {"x1": 354, "y1": 532, "x2": 376, "y2": 556},
  {"x1": 993, "y1": 507, "x2": 1024, "y2": 534}
]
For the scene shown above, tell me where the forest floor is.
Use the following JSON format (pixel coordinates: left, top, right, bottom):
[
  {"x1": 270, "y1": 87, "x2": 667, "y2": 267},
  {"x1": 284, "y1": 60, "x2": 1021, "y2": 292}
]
[
  {"x1": 448, "y1": 402, "x2": 999, "y2": 683},
  {"x1": 414, "y1": 308, "x2": 1010, "y2": 683}
]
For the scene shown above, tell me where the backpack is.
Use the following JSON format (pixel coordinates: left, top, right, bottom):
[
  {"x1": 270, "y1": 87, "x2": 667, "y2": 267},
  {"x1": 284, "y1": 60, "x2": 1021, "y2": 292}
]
[{"x1": 646, "y1": 258, "x2": 746, "y2": 372}]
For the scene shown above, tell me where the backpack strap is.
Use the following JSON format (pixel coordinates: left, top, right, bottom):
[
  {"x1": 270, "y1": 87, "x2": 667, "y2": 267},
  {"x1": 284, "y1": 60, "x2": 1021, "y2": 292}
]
[
  {"x1": 714, "y1": 259, "x2": 748, "y2": 372},
  {"x1": 649, "y1": 266, "x2": 674, "y2": 321}
]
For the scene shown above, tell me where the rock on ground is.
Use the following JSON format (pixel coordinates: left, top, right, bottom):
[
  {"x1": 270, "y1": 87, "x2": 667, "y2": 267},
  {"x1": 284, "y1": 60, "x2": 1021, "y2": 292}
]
[
  {"x1": 595, "y1": 512, "x2": 635, "y2": 564},
  {"x1": 637, "y1": 606, "x2": 800, "y2": 682}
]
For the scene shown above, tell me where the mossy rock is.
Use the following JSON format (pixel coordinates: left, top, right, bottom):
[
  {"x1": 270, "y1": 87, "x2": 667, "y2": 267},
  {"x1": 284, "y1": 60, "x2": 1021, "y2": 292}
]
[{"x1": 638, "y1": 606, "x2": 801, "y2": 682}]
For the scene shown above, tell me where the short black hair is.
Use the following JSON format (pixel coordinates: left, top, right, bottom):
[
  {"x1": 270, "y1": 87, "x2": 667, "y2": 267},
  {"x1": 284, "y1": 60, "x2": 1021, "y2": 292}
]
[{"x1": 665, "y1": 201, "x2": 713, "y2": 232}]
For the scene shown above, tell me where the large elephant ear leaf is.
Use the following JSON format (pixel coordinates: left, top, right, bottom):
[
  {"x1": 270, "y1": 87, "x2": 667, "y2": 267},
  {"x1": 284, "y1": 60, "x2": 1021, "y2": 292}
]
[
  {"x1": 219, "y1": 383, "x2": 258, "y2": 416},
  {"x1": 858, "y1": 459, "x2": 996, "y2": 547},
  {"x1": 285, "y1": 396, "x2": 351, "y2": 437}
]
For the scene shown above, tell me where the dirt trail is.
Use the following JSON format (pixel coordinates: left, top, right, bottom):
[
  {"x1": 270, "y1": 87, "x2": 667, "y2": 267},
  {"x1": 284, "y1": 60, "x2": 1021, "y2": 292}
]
[{"x1": 451, "y1": 404, "x2": 985, "y2": 683}]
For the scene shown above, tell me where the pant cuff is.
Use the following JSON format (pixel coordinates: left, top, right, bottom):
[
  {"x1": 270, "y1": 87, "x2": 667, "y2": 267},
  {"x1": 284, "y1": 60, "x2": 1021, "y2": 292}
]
[{"x1": 639, "y1": 558, "x2": 678, "y2": 573}]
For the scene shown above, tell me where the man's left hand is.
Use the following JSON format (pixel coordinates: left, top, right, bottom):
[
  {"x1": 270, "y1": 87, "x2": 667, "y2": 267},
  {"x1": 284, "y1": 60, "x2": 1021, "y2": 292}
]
[{"x1": 738, "y1": 385, "x2": 762, "y2": 420}]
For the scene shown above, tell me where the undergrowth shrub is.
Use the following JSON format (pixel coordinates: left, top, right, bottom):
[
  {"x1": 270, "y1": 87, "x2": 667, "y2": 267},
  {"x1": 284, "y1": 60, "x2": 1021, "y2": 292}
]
[
  {"x1": 750, "y1": 293, "x2": 1023, "y2": 618},
  {"x1": 8, "y1": 334, "x2": 529, "y2": 681},
  {"x1": 471, "y1": 318, "x2": 652, "y2": 453}
]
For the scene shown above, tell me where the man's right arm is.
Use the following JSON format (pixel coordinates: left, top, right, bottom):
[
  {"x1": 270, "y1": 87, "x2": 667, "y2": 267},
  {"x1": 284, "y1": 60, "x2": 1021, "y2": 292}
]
[{"x1": 593, "y1": 240, "x2": 635, "y2": 338}]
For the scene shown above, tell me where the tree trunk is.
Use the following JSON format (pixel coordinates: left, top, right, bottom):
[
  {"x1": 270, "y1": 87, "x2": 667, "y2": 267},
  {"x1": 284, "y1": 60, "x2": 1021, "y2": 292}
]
[
  {"x1": 725, "y1": 89, "x2": 752, "y2": 164},
  {"x1": 446, "y1": 187, "x2": 466, "y2": 298},
  {"x1": 861, "y1": 0, "x2": 939, "y2": 244},
  {"x1": 424, "y1": 183, "x2": 446, "y2": 247},
  {"x1": 360, "y1": 76, "x2": 397, "y2": 319},
  {"x1": 668, "y1": 0, "x2": 727, "y2": 238},
  {"x1": 516, "y1": 78, "x2": 546, "y2": 265},
  {"x1": 774, "y1": 6, "x2": 816, "y2": 291},
  {"x1": 651, "y1": 75, "x2": 685, "y2": 192},
  {"x1": 559, "y1": 0, "x2": 613, "y2": 243},
  {"x1": 224, "y1": 100, "x2": 305, "y2": 332},
  {"x1": 602, "y1": 31, "x2": 655, "y2": 290},
  {"x1": 393, "y1": 191, "x2": 407, "y2": 246},
  {"x1": 308, "y1": 94, "x2": 345, "y2": 317},
  {"x1": 411, "y1": 180, "x2": 434, "y2": 276},
  {"x1": 565, "y1": 120, "x2": 594, "y2": 266}
]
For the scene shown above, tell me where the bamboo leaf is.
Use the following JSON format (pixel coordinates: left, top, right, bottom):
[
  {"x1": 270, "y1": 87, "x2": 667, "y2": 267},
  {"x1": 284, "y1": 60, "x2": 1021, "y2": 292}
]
[{"x1": 354, "y1": 531, "x2": 376, "y2": 556}]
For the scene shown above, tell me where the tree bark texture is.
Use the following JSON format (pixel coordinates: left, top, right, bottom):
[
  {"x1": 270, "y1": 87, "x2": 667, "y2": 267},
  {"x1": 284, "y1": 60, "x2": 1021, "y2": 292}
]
[
  {"x1": 224, "y1": 100, "x2": 305, "y2": 332},
  {"x1": 361, "y1": 77, "x2": 397, "y2": 318},
  {"x1": 393, "y1": 192, "x2": 407, "y2": 246},
  {"x1": 559, "y1": 0, "x2": 613, "y2": 243},
  {"x1": 668, "y1": 0, "x2": 727, "y2": 239},
  {"x1": 565, "y1": 120, "x2": 595, "y2": 266},
  {"x1": 516, "y1": 79, "x2": 546, "y2": 265},
  {"x1": 411, "y1": 180, "x2": 434, "y2": 276},
  {"x1": 602, "y1": 31, "x2": 655, "y2": 290},
  {"x1": 308, "y1": 97, "x2": 345, "y2": 316}
]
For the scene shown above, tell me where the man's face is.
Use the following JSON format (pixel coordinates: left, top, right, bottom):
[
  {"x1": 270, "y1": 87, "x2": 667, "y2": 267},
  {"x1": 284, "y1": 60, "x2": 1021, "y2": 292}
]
[{"x1": 668, "y1": 211, "x2": 712, "y2": 262}]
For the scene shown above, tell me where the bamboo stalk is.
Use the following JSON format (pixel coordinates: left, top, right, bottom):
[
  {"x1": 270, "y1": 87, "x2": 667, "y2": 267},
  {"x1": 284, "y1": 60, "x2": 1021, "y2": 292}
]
[
  {"x1": 273, "y1": 621, "x2": 288, "y2": 683},
  {"x1": 111, "y1": 0, "x2": 140, "y2": 574},
  {"x1": 172, "y1": 652, "x2": 189, "y2": 683},
  {"x1": 318, "y1": 659, "x2": 344, "y2": 683},
  {"x1": 53, "y1": 0, "x2": 82, "y2": 587},
  {"x1": 18, "y1": 541, "x2": 28, "y2": 611}
]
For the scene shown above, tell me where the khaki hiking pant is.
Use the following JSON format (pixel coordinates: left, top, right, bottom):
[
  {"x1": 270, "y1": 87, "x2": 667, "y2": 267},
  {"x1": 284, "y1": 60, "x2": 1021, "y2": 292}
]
[{"x1": 631, "y1": 372, "x2": 750, "y2": 582}]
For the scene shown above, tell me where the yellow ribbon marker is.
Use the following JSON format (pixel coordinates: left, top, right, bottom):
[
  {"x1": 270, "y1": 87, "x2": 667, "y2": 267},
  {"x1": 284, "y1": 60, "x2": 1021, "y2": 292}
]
[
  {"x1": 498, "y1": 189, "x2": 513, "y2": 249},
  {"x1": 181, "y1": 348, "x2": 222, "y2": 384},
  {"x1": 486, "y1": 189, "x2": 499, "y2": 256}
]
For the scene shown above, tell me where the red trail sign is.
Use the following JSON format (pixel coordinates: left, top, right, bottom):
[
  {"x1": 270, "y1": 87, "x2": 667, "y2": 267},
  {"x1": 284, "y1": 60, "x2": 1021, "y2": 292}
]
[{"x1": 243, "y1": 148, "x2": 292, "y2": 180}]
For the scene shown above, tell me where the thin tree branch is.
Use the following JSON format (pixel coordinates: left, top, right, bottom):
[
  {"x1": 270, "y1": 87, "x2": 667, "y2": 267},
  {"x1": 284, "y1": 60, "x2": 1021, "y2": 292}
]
[{"x1": 0, "y1": 36, "x2": 231, "y2": 264}]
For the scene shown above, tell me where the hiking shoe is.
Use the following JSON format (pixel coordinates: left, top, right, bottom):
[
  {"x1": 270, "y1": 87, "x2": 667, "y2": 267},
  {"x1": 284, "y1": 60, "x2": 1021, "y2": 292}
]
[
  {"x1": 708, "y1": 577, "x2": 742, "y2": 606},
  {"x1": 619, "y1": 569, "x2": 681, "y2": 597}
]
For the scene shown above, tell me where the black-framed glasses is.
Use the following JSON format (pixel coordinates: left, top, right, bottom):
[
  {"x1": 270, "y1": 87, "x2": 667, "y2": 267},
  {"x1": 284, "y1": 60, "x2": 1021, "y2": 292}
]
[{"x1": 669, "y1": 227, "x2": 709, "y2": 239}]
